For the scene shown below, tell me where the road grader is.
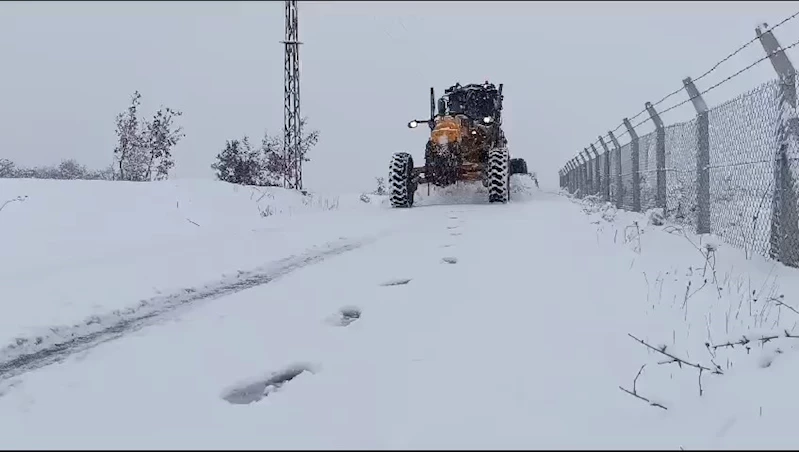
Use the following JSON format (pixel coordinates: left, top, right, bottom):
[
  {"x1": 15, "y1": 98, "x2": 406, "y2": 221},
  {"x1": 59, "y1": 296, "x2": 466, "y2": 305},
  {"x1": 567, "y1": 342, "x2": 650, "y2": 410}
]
[{"x1": 388, "y1": 81, "x2": 528, "y2": 208}]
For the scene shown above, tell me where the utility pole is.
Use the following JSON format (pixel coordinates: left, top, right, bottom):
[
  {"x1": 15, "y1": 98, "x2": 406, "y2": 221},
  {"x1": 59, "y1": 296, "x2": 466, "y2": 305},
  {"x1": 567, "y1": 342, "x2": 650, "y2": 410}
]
[{"x1": 282, "y1": 0, "x2": 302, "y2": 189}]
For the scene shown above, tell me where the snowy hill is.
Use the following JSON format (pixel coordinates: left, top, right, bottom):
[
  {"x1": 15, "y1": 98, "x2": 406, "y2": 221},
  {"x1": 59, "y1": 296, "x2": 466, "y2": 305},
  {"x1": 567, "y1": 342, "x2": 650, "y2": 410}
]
[{"x1": 1, "y1": 176, "x2": 798, "y2": 448}]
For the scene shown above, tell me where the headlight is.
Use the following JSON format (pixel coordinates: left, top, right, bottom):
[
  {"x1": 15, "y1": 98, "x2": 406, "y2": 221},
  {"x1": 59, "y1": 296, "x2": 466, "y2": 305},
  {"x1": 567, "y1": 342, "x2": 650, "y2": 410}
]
[
  {"x1": 408, "y1": 120, "x2": 418, "y2": 129},
  {"x1": 482, "y1": 116, "x2": 493, "y2": 124}
]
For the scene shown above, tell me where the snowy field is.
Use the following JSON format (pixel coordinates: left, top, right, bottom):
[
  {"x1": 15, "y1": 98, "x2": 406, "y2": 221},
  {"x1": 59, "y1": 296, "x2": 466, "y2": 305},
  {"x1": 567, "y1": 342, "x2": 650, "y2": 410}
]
[{"x1": 1, "y1": 176, "x2": 799, "y2": 449}]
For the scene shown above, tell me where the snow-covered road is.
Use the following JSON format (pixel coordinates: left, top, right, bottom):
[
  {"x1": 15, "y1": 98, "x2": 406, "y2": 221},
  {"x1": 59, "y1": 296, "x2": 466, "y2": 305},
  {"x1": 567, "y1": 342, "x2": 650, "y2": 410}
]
[
  {"x1": 0, "y1": 184, "x2": 651, "y2": 448},
  {"x1": 3, "y1": 178, "x2": 799, "y2": 449}
]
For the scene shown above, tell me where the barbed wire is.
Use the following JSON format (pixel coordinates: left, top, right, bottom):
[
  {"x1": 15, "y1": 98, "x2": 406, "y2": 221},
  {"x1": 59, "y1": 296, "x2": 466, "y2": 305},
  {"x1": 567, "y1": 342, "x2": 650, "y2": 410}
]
[
  {"x1": 658, "y1": 34, "x2": 799, "y2": 119},
  {"x1": 564, "y1": 9, "x2": 799, "y2": 169}
]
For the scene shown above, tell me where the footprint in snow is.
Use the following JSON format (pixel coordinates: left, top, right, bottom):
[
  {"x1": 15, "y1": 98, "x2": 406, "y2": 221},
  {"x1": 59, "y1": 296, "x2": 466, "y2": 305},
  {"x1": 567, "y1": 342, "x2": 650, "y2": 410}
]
[
  {"x1": 222, "y1": 364, "x2": 313, "y2": 405},
  {"x1": 336, "y1": 307, "x2": 362, "y2": 326},
  {"x1": 380, "y1": 278, "x2": 412, "y2": 287}
]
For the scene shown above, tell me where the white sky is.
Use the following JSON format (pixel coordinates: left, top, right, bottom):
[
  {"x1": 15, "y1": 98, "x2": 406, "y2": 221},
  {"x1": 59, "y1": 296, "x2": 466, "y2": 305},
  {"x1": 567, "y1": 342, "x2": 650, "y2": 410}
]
[{"x1": 1, "y1": 1, "x2": 798, "y2": 192}]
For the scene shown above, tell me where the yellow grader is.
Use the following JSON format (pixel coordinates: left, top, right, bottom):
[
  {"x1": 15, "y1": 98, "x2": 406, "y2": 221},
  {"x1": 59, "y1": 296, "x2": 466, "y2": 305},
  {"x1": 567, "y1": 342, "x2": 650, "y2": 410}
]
[{"x1": 389, "y1": 81, "x2": 528, "y2": 208}]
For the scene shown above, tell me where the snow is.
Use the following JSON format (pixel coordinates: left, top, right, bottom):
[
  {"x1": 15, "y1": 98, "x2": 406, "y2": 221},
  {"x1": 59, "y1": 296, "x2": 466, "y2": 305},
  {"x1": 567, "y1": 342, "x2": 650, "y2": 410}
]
[
  {"x1": 0, "y1": 178, "x2": 389, "y2": 353},
  {"x1": 2, "y1": 176, "x2": 799, "y2": 448}
]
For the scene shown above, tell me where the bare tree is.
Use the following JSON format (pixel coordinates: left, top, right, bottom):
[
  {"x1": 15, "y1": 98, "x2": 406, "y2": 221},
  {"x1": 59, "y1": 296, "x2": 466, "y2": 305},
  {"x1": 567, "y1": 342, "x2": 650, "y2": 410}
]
[
  {"x1": 143, "y1": 106, "x2": 185, "y2": 181},
  {"x1": 113, "y1": 91, "x2": 146, "y2": 181},
  {"x1": 265, "y1": 117, "x2": 320, "y2": 187},
  {"x1": 297, "y1": 117, "x2": 320, "y2": 165},
  {"x1": 113, "y1": 91, "x2": 183, "y2": 181}
]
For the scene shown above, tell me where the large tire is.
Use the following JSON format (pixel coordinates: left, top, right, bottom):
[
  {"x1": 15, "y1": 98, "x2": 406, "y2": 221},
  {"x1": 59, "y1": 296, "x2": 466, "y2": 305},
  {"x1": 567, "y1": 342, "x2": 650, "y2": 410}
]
[
  {"x1": 488, "y1": 147, "x2": 510, "y2": 203},
  {"x1": 510, "y1": 158, "x2": 528, "y2": 175},
  {"x1": 389, "y1": 152, "x2": 416, "y2": 208}
]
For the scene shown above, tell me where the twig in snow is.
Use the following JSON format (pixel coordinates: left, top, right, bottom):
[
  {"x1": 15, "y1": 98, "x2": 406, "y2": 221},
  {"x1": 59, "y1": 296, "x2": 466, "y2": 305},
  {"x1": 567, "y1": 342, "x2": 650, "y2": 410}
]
[
  {"x1": 698, "y1": 368, "x2": 704, "y2": 397},
  {"x1": 628, "y1": 333, "x2": 718, "y2": 374},
  {"x1": 769, "y1": 295, "x2": 799, "y2": 316},
  {"x1": 633, "y1": 363, "x2": 645, "y2": 393},
  {"x1": 682, "y1": 280, "x2": 692, "y2": 310},
  {"x1": 630, "y1": 333, "x2": 719, "y2": 397},
  {"x1": 618, "y1": 364, "x2": 668, "y2": 410},
  {"x1": 186, "y1": 218, "x2": 200, "y2": 227},
  {"x1": 708, "y1": 330, "x2": 799, "y2": 351},
  {"x1": 703, "y1": 343, "x2": 724, "y2": 374},
  {"x1": 0, "y1": 195, "x2": 27, "y2": 213},
  {"x1": 686, "y1": 279, "x2": 709, "y2": 304},
  {"x1": 672, "y1": 227, "x2": 720, "y2": 290},
  {"x1": 624, "y1": 222, "x2": 642, "y2": 254}
]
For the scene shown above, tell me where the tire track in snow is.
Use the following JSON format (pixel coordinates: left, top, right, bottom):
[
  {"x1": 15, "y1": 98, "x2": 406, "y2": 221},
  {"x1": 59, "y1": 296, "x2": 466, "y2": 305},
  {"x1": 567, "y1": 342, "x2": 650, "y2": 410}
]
[{"x1": 0, "y1": 236, "x2": 376, "y2": 382}]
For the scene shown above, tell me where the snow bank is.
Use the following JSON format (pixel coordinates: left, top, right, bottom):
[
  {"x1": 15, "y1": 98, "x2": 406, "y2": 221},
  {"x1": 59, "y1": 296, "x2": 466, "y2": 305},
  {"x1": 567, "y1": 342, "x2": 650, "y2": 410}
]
[
  {"x1": 0, "y1": 178, "x2": 388, "y2": 350},
  {"x1": 571, "y1": 194, "x2": 799, "y2": 448},
  {"x1": 414, "y1": 174, "x2": 541, "y2": 206}
]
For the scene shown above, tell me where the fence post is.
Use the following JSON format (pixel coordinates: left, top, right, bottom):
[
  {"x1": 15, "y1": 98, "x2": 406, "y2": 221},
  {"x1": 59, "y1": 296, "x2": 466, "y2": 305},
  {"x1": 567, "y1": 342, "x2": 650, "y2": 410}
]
[
  {"x1": 599, "y1": 136, "x2": 612, "y2": 202},
  {"x1": 757, "y1": 25, "x2": 799, "y2": 267},
  {"x1": 563, "y1": 162, "x2": 572, "y2": 193},
  {"x1": 591, "y1": 144, "x2": 601, "y2": 197},
  {"x1": 571, "y1": 159, "x2": 579, "y2": 194},
  {"x1": 645, "y1": 102, "x2": 667, "y2": 210},
  {"x1": 578, "y1": 154, "x2": 587, "y2": 196},
  {"x1": 609, "y1": 130, "x2": 624, "y2": 209},
  {"x1": 623, "y1": 118, "x2": 641, "y2": 212},
  {"x1": 683, "y1": 76, "x2": 710, "y2": 234},
  {"x1": 581, "y1": 149, "x2": 589, "y2": 195},
  {"x1": 583, "y1": 148, "x2": 596, "y2": 195},
  {"x1": 566, "y1": 162, "x2": 572, "y2": 192},
  {"x1": 564, "y1": 163, "x2": 569, "y2": 192},
  {"x1": 569, "y1": 159, "x2": 580, "y2": 194},
  {"x1": 572, "y1": 157, "x2": 579, "y2": 195},
  {"x1": 565, "y1": 164, "x2": 572, "y2": 192}
]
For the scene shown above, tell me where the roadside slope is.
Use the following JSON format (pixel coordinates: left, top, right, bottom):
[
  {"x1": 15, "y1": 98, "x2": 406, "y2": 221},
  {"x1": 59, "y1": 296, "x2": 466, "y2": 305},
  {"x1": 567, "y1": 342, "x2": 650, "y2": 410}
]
[{"x1": 0, "y1": 178, "x2": 390, "y2": 353}]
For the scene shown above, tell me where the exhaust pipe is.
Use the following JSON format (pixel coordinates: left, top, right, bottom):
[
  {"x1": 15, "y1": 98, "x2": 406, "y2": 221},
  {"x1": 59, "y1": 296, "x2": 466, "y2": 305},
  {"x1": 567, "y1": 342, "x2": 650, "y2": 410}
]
[{"x1": 430, "y1": 87, "x2": 435, "y2": 120}]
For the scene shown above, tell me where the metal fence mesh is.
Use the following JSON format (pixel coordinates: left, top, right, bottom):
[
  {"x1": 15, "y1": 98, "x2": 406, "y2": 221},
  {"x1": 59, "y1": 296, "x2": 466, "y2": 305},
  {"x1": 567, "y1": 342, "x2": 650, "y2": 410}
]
[
  {"x1": 620, "y1": 142, "x2": 634, "y2": 210},
  {"x1": 638, "y1": 131, "x2": 658, "y2": 211},
  {"x1": 707, "y1": 79, "x2": 780, "y2": 257},
  {"x1": 560, "y1": 76, "x2": 799, "y2": 268},
  {"x1": 664, "y1": 119, "x2": 699, "y2": 232},
  {"x1": 599, "y1": 152, "x2": 609, "y2": 200},
  {"x1": 609, "y1": 145, "x2": 620, "y2": 204}
]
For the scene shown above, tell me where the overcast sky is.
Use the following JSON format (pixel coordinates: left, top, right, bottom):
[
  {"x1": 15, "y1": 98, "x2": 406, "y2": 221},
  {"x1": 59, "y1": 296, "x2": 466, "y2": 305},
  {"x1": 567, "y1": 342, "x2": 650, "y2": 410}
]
[{"x1": 1, "y1": 1, "x2": 798, "y2": 192}]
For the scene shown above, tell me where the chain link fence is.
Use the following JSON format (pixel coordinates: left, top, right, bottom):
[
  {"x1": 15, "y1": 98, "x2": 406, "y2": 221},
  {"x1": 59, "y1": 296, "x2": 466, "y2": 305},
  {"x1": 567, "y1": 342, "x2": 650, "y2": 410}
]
[{"x1": 559, "y1": 27, "x2": 799, "y2": 268}]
